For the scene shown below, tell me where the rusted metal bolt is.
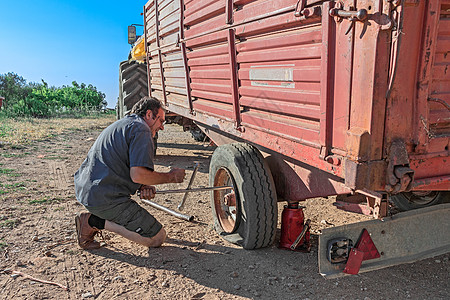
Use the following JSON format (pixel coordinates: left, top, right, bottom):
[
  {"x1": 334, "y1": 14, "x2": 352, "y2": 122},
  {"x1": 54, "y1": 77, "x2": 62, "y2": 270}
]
[
  {"x1": 302, "y1": 9, "x2": 310, "y2": 17},
  {"x1": 355, "y1": 9, "x2": 368, "y2": 21}
]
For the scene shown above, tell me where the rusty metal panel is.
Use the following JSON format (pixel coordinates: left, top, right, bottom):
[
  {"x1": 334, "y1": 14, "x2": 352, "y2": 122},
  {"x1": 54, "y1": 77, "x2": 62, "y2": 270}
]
[
  {"x1": 192, "y1": 99, "x2": 235, "y2": 120},
  {"x1": 178, "y1": 0, "x2": 344, "y2": 182},
  {"x1": 384, "y1": 0, "x2": 449, "y2": 190},
  {"x1": 184, "y1": 13, "x2": 226, "y2": 39},
  {"x1": 348, "y1": 0, "x2": 390, "y2": 162},
  {"x1": 233, "y1": 0, "x2": 298, "y2": 25},
  {"x1": 145, "y1": 0, "x2": 189, "y2": 106},
  {"x1": 184, "y1": 0, "x2": 225, "y2": 26},
  {"x1": 428, "y1": 3, "x2": 450, "y2": 138},
  {"x1": 241, "y1": 111, "x2": 320, "y2": 145},
  {"x1": 147, "y1": 0, "x2": 449, "y2": 194},
  {"x1": 233, "y1": 7, "x2": 323, "y2": 140}
]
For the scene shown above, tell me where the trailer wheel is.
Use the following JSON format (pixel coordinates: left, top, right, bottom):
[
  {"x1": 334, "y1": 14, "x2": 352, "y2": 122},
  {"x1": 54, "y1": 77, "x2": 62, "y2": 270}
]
[
  {"x1": 390, "y1": 191, "x2": 448, "y2": 211},
  {"x1": 209, "y1": 143, "x2": 277, "y2": 249},
  {"x1": 117, "y1": 60, "x2": 148, "y2": 119}
]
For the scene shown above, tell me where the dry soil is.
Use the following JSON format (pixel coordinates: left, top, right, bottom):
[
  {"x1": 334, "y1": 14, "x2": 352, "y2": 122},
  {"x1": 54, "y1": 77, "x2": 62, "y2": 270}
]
[{"x1": 0, "y1": 120, "x2": 449, "y2": 299}]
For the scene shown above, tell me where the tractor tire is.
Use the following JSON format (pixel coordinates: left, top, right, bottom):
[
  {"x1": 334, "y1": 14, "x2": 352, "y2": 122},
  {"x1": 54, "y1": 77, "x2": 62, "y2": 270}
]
[
  {"x1": 389, "y1": 191, "x2": 449, "y2": 211},
  {"x1": 117, "y1": 60, "x2": 148, "y2": 119},
  {"x1": 209, "y1": 143, "x2": 278, "y2": 249}
]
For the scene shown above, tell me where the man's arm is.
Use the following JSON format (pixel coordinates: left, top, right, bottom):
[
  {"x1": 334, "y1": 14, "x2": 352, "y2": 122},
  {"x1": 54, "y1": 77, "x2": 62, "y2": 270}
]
[{"x1": 130, "y1": 166, "x2": 186, "y2": 186}]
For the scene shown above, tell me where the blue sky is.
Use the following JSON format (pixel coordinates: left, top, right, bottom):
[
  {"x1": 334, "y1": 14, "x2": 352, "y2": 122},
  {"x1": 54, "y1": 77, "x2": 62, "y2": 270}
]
[{"x1": 0, "y1": 0, "x2": 146, "y2": 108}]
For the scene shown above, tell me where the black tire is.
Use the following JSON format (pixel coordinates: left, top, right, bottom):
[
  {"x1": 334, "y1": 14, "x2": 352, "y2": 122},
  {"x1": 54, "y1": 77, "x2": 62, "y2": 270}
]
[
  {"x1": 117, "y1": 60, "x2": 148, "y2": 119},
  {"x1": 389, "y1": 191, "x2": 449, "y2": 211},
  {"x1": 209, "y1": 143, "x2": 277, "y2": 249}
]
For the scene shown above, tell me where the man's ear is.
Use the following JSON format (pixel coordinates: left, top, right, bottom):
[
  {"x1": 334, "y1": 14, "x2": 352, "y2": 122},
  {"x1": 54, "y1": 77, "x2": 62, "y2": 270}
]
[{"x1": 146, "y1": 110, "x2": 153, "y2": 120}]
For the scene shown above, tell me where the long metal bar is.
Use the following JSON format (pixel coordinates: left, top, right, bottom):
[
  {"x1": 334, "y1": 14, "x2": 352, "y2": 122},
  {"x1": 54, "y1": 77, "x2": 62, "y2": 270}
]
[
  {"x1": 178, "y1": 0, "x2": 193, "y2": 113},
  {"x1": 227, "y1": 28, "x2": 241, "y2": 129},
  {"x1": 178, "y1": 162, "x2": 199, "y2": 211},
  {"x1": 141, "y1": 199, "x2": 194, "y2": 221},
  {"x1": 156, "y1": 186, "x2": 232, "y2": 194},
  {"x1": 154, "y1": 0, "x2": 167, "y2": 104},
  {"x1": 226, "y1": 0, "x2": 233, "y2": 24},
  {"x1": 319, "y1": 1, "x2": 334, "y2": 159},
  {"x1": 144, "y1": 4, "x2": 152, "y2": 97}
]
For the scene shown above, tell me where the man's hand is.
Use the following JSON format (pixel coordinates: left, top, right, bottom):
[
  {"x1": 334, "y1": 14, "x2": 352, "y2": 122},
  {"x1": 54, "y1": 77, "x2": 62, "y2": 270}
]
[
  {"x1": 169, "y1": 168, "x2": 186, "y2": 183},
  {"x1": 139, "y1": 185, "x2": 156, "y2": 200}
]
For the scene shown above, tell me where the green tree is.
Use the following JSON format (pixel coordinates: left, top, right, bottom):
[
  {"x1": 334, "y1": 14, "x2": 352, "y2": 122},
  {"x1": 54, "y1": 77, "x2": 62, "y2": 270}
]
[
  {"x1": 0, "y1": 72, "x2": 34, "y2": 109},
  {"x1": 1, "y1": 73, "x2": 106, "y2": 117}
]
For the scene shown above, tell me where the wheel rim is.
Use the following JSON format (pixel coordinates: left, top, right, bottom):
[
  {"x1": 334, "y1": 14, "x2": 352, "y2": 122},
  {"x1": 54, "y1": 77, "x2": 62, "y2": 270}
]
[
  {"x1": 404, "y1": 191, "x2": 439, "y2": 205},
  {"x1": 213, "y1": 167, "x2": 239, "y2": 233}
]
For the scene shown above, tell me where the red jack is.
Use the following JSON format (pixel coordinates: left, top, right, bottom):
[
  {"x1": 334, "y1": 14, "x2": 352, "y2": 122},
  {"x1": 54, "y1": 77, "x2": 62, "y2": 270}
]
[{"x1": 279, "y1": 203, "x2": 311, "y2": 252}]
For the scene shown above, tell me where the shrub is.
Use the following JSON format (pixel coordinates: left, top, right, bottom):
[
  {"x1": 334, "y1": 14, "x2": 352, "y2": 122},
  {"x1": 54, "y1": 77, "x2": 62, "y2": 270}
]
[{"x1": 0, "y1": 73, "x2": 107, "y2": 118}]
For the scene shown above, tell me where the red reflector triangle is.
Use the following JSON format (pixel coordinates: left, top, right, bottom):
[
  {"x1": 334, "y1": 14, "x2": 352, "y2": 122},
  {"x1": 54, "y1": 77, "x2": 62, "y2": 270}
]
[{"x1": 356, "y1": 228, "x2": 380, "y2": 261}]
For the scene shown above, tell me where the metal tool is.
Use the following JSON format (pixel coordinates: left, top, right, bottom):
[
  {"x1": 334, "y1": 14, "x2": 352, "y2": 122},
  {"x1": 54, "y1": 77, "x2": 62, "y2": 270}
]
[
  {"x1": 141, "y1": 199, "x2": 194, "y2": 222},
  {"x1": 290, "y1": 219, "x2": 311, "y2": 250},
  {"x1": 156, "y1": 185, "x2": 232, "y2": 194},
  {"x1": 140, "y1": 185, "x2": 232, "y2": 222},
  {"x1": 138, "y1": 161, "x2": 233, "y2": 222},
  {"x1": 178, "y1": 162, "x2": 199, "y2": 211}
]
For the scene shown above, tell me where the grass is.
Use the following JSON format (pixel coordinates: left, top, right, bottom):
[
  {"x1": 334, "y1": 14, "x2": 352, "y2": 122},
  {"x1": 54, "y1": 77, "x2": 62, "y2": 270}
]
[
  {"x1": 1, "y1": 152, "x2": 31, "y2": 158},
  {"x1": 0, "y1": 239, "x2": 7, "y2": 251},
  {"x1": 28, "y1": 197, "x2": 65, "y2": 205},
  {"x1": 66, "y1": 249, "x2": 78, "y2": 255},
  {"x1": 0, "y1": 168, "x2": 20, "y2": 177},
  {"x1": 0, "y1": 113, "x2": 115, "y2": 146},
  {"x1": 0, "y1": 182, "x2": 26, "y2": 194},
  {"x1": 0, "y1": 219, "x2": 19, "y2": 229}
]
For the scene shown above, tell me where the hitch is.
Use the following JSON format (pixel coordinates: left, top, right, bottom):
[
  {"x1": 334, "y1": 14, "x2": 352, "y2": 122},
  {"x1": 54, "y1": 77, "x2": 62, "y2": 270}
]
[{"x1": 385, "y1": 139, "x2": 414, "y2": 194}]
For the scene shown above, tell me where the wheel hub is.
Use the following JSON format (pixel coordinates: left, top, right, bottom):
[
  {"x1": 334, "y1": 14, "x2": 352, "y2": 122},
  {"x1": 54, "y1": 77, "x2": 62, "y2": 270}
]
[{"x1": 213, "y1": 167, "x2": 238, "y2": 233}]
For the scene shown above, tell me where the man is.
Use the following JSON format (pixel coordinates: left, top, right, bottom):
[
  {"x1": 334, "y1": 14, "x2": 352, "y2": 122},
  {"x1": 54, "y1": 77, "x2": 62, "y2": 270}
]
[{"x1": 74, "y1": 97, "x2": 186, "y2": 250}]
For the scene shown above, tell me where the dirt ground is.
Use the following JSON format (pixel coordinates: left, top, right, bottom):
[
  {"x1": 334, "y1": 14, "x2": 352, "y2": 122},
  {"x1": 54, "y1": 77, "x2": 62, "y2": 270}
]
[{"x1": 0, "y1": 119, "x2": 449, "y2": 300}]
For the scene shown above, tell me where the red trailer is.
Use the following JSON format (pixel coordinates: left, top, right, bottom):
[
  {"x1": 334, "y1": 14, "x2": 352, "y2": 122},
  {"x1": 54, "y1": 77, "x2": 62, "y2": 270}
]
[{"x1": 142, "y1": 0, "x2": 450, "y2": 277}]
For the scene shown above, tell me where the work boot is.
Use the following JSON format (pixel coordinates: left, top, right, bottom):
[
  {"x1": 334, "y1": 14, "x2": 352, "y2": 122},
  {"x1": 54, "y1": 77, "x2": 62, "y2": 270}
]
[{"x1": 75, "y1": 212, "x2": 102, "y2": 250}]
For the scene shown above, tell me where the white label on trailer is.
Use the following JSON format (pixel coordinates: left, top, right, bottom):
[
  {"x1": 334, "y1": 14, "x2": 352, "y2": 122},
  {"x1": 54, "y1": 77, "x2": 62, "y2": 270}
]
[{"x1": 249, "y1": 64, "x2": 295, "y2": 88}]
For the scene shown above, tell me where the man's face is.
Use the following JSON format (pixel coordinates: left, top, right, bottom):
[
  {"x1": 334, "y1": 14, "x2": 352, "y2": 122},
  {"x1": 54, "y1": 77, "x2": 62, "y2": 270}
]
[{"x1": 144, "y1": 108, "x2": 165, "y2": 137}]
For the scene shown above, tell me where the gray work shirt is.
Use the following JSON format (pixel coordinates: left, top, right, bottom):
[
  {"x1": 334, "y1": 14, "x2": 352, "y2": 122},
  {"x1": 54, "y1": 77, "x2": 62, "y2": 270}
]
[{"x1": 74, "y1": 114, "x2": 154, "y2": 207}]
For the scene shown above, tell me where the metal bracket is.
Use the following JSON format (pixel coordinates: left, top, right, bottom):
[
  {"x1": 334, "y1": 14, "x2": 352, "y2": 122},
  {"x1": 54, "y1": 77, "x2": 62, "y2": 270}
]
[
  {"x1": 294, "y1": 0, "x2": 307, "y2": 17},
  {"x1": 385, "y1": 139, "x2": 414, "y2": 194},
  {"x1": 329, "y1": 6, "x2": 368, "y2": 35},
  {"x1": 356, "y1": 189, "x2": 388, "y2": 219}
]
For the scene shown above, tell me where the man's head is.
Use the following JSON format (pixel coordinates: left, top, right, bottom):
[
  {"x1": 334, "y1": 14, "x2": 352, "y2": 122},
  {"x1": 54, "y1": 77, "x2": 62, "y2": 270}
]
[{"x1": 131, "y1": 97, "x2": 165, "y2": 137}]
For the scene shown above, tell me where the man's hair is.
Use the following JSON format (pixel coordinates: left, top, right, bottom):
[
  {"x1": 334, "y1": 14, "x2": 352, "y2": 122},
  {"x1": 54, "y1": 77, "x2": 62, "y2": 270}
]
[{"x1": 130, "y1": 97, "x2": 163, "y2": 118}]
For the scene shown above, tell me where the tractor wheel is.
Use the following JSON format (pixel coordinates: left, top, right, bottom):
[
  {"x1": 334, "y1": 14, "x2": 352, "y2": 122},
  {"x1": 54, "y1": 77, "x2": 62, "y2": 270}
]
[
  {"x1": 117, "y1": 60, "x2": 148, "y2": 119},
  {"x1": 209, "y1": 143, "x2": 277, "y2": 249},
  {"x1": 389, "y1": 191, "x2": 449, "y2": 211}
]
